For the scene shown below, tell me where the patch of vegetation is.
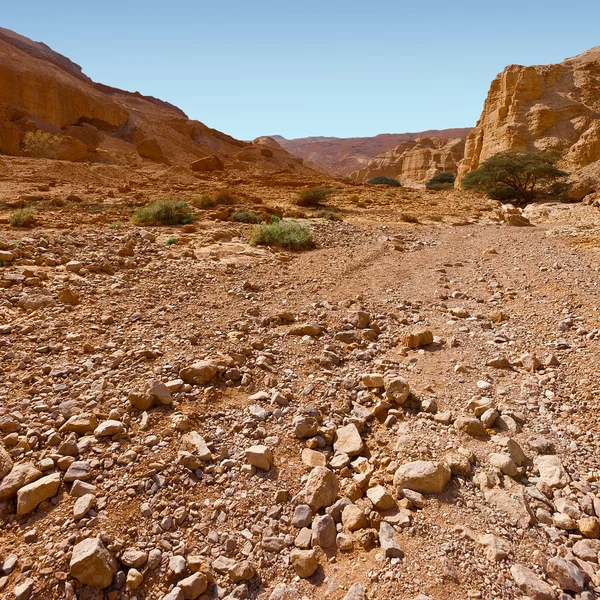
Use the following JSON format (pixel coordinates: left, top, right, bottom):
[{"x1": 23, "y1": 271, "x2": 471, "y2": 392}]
[
  {"x1": 250, "y1": 221, "x2": 314, "y2": 250},
  {"x1": 314, "y1": 209, "x2": 342, "y2": 221},
  {"x1": 348, "y1": 194, "x2": 361, "y2": 203},
  {"x1": 192, "y1": 194, "x2": 217, "y2": 209},
  {"x1": 270, "y1": 215, "x2": 281, "y2": 224},
  {"x1": 109, "y1": 220, "x2": 123, "y2": 230},
  {"x1": 232, "y1": 210, "x2": 261, "y2": 224},
  {"x1": 428, "y1": 214, "x2": 444, "y2": 222},
  {"x1": 399, "y1": 213, "x2": 419, "y2": 224},
  {"x1": 426, "y1": 172, "x2": 456, "y2": 190},
  {"x1": 132, "y1": 201, "x2": 193, "y2": 226},
  {"x1": 462, "y1": 151, "x2": 569, "y2": 203},
  {"x1": 367, "y1": 176, "x2": 401, "y2": 187},
  {"x1": 9, "y1": 208, "x2": 37, "y2": 227},
  {"x1": 22, "y1": 131, "x2": 61, "y2": 159},
  {"x1": 295, "y1": 188, "x2": 334, "y2": 207},
  {"x1": 215, "y1": 190, "x2": 238, "y2": 205},
  {"x1": 166, "y1": 237, "x2": 176, "y2": 245}
]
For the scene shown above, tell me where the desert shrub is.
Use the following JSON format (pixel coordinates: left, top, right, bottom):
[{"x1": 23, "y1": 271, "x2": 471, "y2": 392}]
[
  {"x1": 462, "y1": 151, "x2": 568, "y2": 202},
  {"x1": 348, "y1": 194, "x2": 361, "y2": 203},
  {"x1": 367, "y1": 176, "x2": 401, "y2": 187},
  {"x1": 296, "y1": 188, "x2": 333, "y2": 207},
  {"x1": 232, "y1": 210, "x2": 261, "y2": 224},
  {"x1": 215, "y1": 189, "x2": 238, "y2": 205},
  {"x1": 399, "y1": 213, "x2": 419, "y2": 224},
  {"x1": 192, "y1": 194, "x2": 217, "y2": 209},
  {"x1": 9, "y1": 208, "x2": 37, "y2": 227},
  {"x1": 250, "y1": 221, "x2": 313, "y2": 250},
  {"x1": 314, "y1": 209, "x2": 342, "y2": 221},
  {"x1": 22, "y1": 131, "x2": 61, "y2": 159},
  {"x1": 428, "y1": 214, "x2": 444, "y2": 222},
  {"x1": 426, "y1": 172, "x2": 456, "y2": 190},
  {"x1": 132, "y1": 201, "x2": 192, "y2": 226}
]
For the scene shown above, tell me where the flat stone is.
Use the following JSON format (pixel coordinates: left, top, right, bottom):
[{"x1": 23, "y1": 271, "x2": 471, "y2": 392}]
[
  {"x1": 510, "y1": 564, "x2": 556, "y2": 600},
  {"x1": 93, "y1": 420, "x2": 124, "y2": 437},
  {"x1": 0, "y1": 463, "x2": 42, "y2": 500},
  {"x1": 379, "y1": 522, "x2": 403, "y2": 558},
  {"x1": 334, "y1": 424, "x2": 364, "y2": 457},
  {"x1": 73, "y1": 494, "x2": 95, "y2": 519},
  {"x1": 179, "y1": 361, "x2": 218, "y2": 385},
  {"x1": 69, "y1": 538, "x2": 117, "y2": 588},
  {"x1": 16, "y1": 472, "x2": 61, "y2": 515},
  {"x1": 393, "y1": 461, "x2": 451, "y2": 494}
]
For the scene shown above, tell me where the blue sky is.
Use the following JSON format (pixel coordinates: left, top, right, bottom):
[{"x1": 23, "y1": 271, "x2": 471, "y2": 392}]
[{"x1": 4, "y1": 1, "x2": 600, "y2": 140}]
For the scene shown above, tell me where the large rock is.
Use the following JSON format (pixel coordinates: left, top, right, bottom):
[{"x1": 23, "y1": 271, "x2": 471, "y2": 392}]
[
  {"x1": 191, "y1": 154, "x2": 224, "y2": 172},
  {"x1": 290, "y1": 549, "x2": 318, "y2": 578},
  {"x1": 16, "y1": 472, "x2": 61, "y2": 515},
  {"x1": 534, "y1": 455, "x2": 570, "y2": 488},
  {"x1": 393, "y1": 461, "x2": 451, "y2": 494},
  {"x1": 56, "y1": 136, "x2": 88, "y2": 161},
  {"x1": 179, "y1": 361, "x2": 218, "y2": 385},
  {"x1": 353, "y1": 137, "x2": 465, "y2": 187},
  {"x1": 458, "y1": 46, "x2": 600, "y2": 184},
  {"x1": 69, "y1": 538, "x2": 117, "y2": 588},
  {"x1": 0, "y1": 463, "x2": 42, "y2": 500},
  {"x1": 510, "y1": 564, "x2": 556, "y2": 600},
  {"x1": 0, "y1": 444, "x2": 13, "y2": 478},
  {"x1": 137, "y1": 138, "x2": 165, "y2": 163},
  {"x1": 334, "y1": 424, "x2": 364, "y2": 457},
  {"x1": 545, "y1": 557, "x2": 585, "y2": 592},
  {"x1": 304, "y1": 467, "x2": 338, "y2": 511}
]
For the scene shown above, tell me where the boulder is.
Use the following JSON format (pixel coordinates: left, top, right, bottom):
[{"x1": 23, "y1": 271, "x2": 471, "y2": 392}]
[
  {"x1": 333, "y1": 424, "x2": 364, "y2": 457},
  {"x1": 304, "y1": 467, "x2": 338, "y2": 511},
  {"x1": 510, "y1": 564, "x2": 556, "y2": 600},
  {"x1": 534, "y1": 455, "x2": 570, "y2": 488},
  {"x1": 290, "y1": 549, "x2": 318, "y2": 578},
  {"x1": 191, "y1": 154, "x2": 224, "y2": 172},
  {"x1": 137, "y1": 138, "x2": 165, "y2": 162},
  {"x1": 56, "y1": 136, "x2": 88, "y2": 161},
  {"x1": 0, "y1": 463, "x2": 42, "y2": 500},
  {"x1": 0, "y1": 444, "x2": 13, "y2": 479},
  {"x1": 69, "y1": 538, "x2": 117, "y2": 588},
  {"x1": 180, "y1": 361, "x2": 218, "y2": 385},
  {"x1": 393, "y1": 461, "x2": 451, "y2": 494},
  {"x1": 16, "y1": 472, "x2": 61, "y2": 515},
  {"x1": 246, "y1": 445, "x2": 273, "y2": 470}
]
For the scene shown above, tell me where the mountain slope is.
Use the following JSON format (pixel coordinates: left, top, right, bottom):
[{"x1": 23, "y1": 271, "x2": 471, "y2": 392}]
[
  {"x1": 0, "y1": 28, "x2": 313, "y2": 173},
  {"x1": 274, "y1": 129, "x2": 471, "y2": 176}
]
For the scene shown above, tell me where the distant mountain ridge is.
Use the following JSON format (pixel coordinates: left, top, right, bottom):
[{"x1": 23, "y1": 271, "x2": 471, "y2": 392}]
[{"x1": 273, "y1": 129, "x2": 472, "y2": 176}]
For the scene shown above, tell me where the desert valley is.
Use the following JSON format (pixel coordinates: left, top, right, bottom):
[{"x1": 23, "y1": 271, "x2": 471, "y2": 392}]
[{"x1": 1, "y1": 24, "x2": 600, "y2": 600}]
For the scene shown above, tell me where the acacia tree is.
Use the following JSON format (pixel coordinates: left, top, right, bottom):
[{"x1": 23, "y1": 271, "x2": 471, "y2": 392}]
[{"x1": 462, "y1": 151, "x2": 568, "y2": 202}]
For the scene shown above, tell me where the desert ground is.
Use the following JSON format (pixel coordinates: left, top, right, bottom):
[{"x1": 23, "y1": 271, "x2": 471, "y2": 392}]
[{"x1": 1, "y1": 157, "x2": 600, "y2": 600}]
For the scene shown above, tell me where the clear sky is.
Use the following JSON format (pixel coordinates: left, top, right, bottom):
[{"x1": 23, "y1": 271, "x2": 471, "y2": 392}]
[{"x1": 4, "y1": 1, "x2": 600, "y2": 140}]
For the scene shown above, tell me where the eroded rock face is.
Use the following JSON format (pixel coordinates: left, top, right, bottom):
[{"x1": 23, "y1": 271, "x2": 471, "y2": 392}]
[
  {"x1": 459, "y1": 46, "x2": 600, "y2": 183},
  {"x1": 352, "y1": 137, "x2": 465, "y2": 186}
]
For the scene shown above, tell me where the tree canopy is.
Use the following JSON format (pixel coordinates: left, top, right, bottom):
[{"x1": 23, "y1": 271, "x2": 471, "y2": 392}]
[{"x1": 461, "y1": 151, "x2": 569, "y2": 202}]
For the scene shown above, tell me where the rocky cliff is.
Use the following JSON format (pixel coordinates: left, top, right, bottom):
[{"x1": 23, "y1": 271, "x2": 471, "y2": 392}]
[
  {"x1": 459, "y1": 46, "x2": 600, "y2": 181},
  {"x1": 274, "y1": 129, "x2": 471, "y2": 177},
  {"x1": 352, "y1": 137, "x2": 465, "y2": 186},
  {"x1": 0, "y1": 28, "x2": 312, "y2": 173}
]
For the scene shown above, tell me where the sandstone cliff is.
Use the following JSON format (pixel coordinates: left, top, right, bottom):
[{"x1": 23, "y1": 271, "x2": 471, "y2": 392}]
[
  {"x1": 274, "y1": 129, "x2": 471, "y2": 177},
  {"x1": 459, "y1": 46, "x2": 600, "y2": 182},
  {"x1": 0, "y1": 28, "x2": 313, "y2": 173},
  {"x1": 352, "y1": 137, "x2": 465, "y2": 186}
]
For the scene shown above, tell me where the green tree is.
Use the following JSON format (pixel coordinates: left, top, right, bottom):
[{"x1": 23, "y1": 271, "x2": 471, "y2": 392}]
[
  {"x1": 461, "y1": 151, "x2": 568, "y2": 202},
  {"x1": 426, "y1": 172, "x2": 455, "y2": 190}
]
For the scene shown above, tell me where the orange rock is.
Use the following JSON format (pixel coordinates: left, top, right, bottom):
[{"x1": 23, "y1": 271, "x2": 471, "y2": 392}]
[{"x1": 191, "y1": 154, "x2": 224, "y2": 172}]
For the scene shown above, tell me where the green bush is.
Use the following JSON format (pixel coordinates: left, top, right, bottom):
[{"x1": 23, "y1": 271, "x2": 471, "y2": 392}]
[
  {"x1": 232, "y1": 210, "x2": 261, "y2": 224},
  {"x1": 250, "y1": 221, "x2": 314, "y2": 250},
  {"x1": 426, "y1": 172, "x2": 455, "y2": 190},
  {"x1": 9, "y1": 208, "x2": 37, "y2": 227},
  {"x1": 462, "y1": 151, "x2": 568, "y2": 202},
  {"x1": 367, "y1": 176, "x2": 401, "y2": 187},
  {"x1": 215, "y1": 190, "x2": 238, "y2": 205},
  {"x1": 192, "y1": 194, "x2": 217, "y2": 209},
  {"x1": 314, "y1": 209, "x2": 342, "y2": 221},
  {"x1": 22, "y1": 131, "x2": 61, "y2": 159},
  {"x1": 399, "y1": 213, "x2": 419, "y2": 224},
  {"x1": 296, "y1": 188, "x2": 333, "y2": 207},
  {"x1": 132, "y1": 201, "x2": 193, "y2": 226}
]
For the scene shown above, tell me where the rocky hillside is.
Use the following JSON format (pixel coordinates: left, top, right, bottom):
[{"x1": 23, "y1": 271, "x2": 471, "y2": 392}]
[
  {"x1": 459, "y1": 46, "x2": 600, "y2": 182},
  {"x1": 0, "y1": 28, "x2": 312, "y2": 173},
  {"x1": 274, "y1": 129, "x2": 471, "y2": 177},
  {"x1": 352, "y1": 138, "x2": 466, "y2": 187}
]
